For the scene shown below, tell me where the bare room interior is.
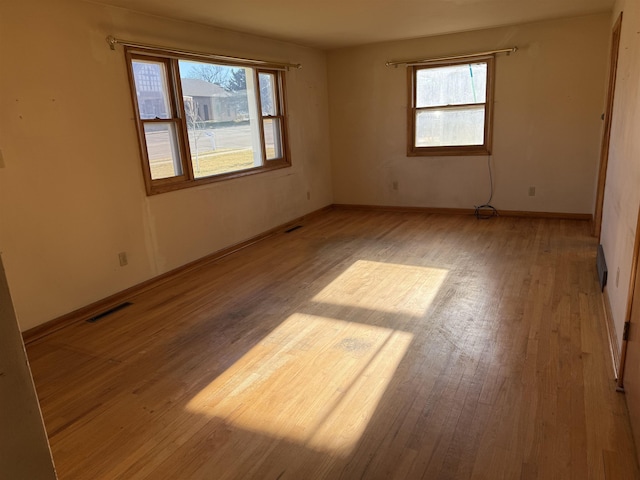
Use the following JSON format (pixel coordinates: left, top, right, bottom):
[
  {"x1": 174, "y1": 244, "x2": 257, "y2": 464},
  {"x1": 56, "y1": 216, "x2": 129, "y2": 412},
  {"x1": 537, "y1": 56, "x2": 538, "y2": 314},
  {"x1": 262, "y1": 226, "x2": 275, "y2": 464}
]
[{"x1": 2, "y1": 0, "x2": 640, "y2": 478}]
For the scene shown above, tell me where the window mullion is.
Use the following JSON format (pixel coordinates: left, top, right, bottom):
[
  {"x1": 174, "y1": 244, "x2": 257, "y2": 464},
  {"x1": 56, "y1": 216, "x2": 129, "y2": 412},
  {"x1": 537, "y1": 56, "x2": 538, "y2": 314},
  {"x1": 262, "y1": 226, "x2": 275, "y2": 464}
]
[
  {"x1": 255, "y1": 69, "x2": 268, "y2": 165},
  {"x1": 277, "y1": 72, "x2": 288, "y2": 161},
  {"x1": 272, "y1": 71, "x2": 282, "y2": 117},
  {"x1": 415, "y1": 102, "x2": 487, "y2": 113},
  {"x1": 170, "y1": 58, "x2": 195, "y2": 181}
]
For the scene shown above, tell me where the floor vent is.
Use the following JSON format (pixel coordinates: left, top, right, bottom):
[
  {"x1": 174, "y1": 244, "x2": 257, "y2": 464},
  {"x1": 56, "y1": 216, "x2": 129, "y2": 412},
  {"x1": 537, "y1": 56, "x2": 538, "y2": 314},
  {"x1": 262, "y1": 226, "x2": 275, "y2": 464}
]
[
  {"x1": 285, "y1": 225, "x2": 303, "y2": 233},
  {"x1": 87, "y1": 302, "x2": 133, "y2": 323},
  {"x1": 597, "y1": 244, "x2": 608, "y2": 292}
]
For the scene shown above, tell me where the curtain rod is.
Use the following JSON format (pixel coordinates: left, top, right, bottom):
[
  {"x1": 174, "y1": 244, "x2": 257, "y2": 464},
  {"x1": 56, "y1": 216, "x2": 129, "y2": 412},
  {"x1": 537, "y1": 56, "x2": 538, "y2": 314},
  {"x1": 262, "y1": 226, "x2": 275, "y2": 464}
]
[
  {"x1": 385, "y1": 47, "x2": 518, "y2": 67},
  {"x1": 106, "y1": 36, "x2": 302, "y2": 71}
]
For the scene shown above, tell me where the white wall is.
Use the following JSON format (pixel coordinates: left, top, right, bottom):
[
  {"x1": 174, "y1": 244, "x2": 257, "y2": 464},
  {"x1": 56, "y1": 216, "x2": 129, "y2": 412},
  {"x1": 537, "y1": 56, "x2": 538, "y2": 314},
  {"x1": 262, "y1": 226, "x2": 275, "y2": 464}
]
[
  {"x1": 601, "y1": 0, "x2": 640, "y2": 349},
  {"x1": 0, "y1": 0, "x2": 333, "y2": 330},
  {"x1": 327, "y1": 15, "x2": 610, "y2": 213}
]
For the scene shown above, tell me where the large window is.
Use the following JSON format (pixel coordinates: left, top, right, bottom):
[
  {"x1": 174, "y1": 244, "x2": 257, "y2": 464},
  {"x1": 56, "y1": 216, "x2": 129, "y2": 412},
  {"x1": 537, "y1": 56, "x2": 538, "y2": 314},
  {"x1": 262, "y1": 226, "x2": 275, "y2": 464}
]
[
  {"x1": 408, "y1": 57, "x2": 494, "y2": 156},
  {"x1": 125, "y1": 48, "x2": 290, "y2": 194}
]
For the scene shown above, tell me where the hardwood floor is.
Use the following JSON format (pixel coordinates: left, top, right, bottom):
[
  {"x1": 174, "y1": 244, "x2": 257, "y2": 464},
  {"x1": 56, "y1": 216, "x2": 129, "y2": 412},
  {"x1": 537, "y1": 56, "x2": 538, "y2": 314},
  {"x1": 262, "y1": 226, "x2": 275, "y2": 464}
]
[{"x1": 26, "y1": 210, "x2": 640, "y2": 479}]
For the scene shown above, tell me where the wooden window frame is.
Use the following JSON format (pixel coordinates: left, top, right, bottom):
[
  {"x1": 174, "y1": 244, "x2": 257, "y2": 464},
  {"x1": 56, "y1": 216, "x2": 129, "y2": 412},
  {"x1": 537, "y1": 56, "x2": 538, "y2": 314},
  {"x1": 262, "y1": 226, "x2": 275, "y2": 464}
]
[
  {"x1": 256, "y1": 70, "x2": 288, "y2": 162},
  {"x1": 407, "y1": 56, "x2": 495, "y2": 157},
  {"x1": 124, "y1": 47, "x2": 291, "y2": 195}
]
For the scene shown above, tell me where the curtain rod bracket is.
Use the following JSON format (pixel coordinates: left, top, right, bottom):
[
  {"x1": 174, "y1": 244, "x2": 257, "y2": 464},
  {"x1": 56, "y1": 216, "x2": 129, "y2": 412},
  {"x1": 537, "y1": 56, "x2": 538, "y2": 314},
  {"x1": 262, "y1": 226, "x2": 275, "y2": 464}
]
[{"x1": 106, "y1": 35, "x2": 117, "y2": 50}]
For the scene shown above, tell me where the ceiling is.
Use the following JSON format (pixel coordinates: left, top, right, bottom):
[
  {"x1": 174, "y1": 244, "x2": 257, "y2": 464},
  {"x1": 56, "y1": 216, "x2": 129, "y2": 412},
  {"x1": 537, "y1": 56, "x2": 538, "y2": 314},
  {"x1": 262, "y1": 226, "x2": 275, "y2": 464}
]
[{"x1": 95, "y1": 0, "x2": 615, "y2": 50}]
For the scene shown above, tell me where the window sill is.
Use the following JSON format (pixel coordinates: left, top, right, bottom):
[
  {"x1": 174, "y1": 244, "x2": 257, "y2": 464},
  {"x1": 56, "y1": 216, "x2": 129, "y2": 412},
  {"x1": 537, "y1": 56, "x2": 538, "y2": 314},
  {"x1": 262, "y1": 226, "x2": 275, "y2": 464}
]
[
  {"x1": 407, "y1": 145, "x2": 492, "y2": 157},
  {"x1": 147, "y1": 161, "x2": 291, "y2": 195}
]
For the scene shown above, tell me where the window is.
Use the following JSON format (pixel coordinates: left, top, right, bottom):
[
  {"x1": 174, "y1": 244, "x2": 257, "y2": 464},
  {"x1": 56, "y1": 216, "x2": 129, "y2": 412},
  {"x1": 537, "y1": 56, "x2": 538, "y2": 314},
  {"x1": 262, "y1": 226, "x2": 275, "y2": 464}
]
[
  {"x1": 125, "y1": 48, "x2": 290, "y2": 194},
  {"x1": 408, "y1": 57, "x2": 494, "y2": 156}
]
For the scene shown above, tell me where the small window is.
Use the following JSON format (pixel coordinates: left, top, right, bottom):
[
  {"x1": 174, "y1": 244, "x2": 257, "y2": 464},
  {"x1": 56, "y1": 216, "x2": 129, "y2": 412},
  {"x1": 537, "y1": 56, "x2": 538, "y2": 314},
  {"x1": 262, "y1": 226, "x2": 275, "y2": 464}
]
[
  {"x1": 408, "y1": 57, "x2": 494, "y2": 156},
  {"x1": 126, "y1": 49, "x2": 290, "y2": 195},
  {"x1": 259, "y1": 72, "x2": 285, "y2": 161}
]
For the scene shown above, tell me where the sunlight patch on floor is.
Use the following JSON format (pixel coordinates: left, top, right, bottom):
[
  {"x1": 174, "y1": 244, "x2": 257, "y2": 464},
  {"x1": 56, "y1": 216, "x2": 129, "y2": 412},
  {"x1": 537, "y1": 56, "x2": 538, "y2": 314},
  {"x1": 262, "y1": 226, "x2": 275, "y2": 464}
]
[
  {"x1": 186, "y1": 314, "x2": 412, "y2": 455},
  {"x1": 186, "y1": 261, "x2": 448, "y2": 455},
  {"x1": 312, "y1": 260, "x2": 448, "y2": 316}
]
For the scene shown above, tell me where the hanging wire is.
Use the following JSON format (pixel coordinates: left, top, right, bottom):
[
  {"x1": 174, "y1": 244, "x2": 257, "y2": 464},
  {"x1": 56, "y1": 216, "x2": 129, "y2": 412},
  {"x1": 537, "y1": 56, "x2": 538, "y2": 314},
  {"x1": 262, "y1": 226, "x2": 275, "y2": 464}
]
[{"x1": 474, "y1": 155, "x2": 498, "y2": 220}]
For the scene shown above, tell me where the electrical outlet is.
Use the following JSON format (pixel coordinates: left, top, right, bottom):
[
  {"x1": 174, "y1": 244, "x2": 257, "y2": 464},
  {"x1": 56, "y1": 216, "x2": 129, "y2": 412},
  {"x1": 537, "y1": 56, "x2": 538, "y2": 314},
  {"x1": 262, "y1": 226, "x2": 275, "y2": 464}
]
[
  {"x1": 306, "y1": 191, "x2": 311, "y2": 200},
  {"x1": 616, "y1": 267, "x2": 620, "y2": 287},
  {"x1": 392, "y1": 181, "x2": 399, "y2": 191},
  {"x1": 118, "y1": 252, "x2": 128, "y2": 267},
  {"x1": 528, "y1": 186, "x2": 536, "y2": 197}
]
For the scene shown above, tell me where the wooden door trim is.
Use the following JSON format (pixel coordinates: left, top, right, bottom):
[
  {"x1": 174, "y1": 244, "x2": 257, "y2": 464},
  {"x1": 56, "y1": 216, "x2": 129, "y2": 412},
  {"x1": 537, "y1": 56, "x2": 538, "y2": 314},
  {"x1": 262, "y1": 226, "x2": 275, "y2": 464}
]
[
  {"x1": 618, "y1": 205, "x2": 640, "y2": 390},
  {"x1": 594, "y1": 12, "x2": 623, "y2": 239}
]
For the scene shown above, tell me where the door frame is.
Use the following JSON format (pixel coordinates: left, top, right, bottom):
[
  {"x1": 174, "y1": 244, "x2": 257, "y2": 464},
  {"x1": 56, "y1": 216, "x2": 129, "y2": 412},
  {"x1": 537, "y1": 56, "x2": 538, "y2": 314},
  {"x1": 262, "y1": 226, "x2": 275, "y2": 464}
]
[
  {"x1": 617, "y1": 205, "x2": 640, "y2": 390},
  {"x1": 593, "y1": 12, "x2": 623, "y2": 239}
]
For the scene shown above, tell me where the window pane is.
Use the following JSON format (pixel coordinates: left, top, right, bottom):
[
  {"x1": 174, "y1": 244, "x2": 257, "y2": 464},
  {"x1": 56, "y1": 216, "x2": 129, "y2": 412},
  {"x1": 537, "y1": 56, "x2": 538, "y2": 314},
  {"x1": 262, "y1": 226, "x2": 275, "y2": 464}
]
[
  {"x1": 415, "y1": 106, "x2": 485, "y2": 147},
  {"x1": 416, "y1": 63, "x2": 487, "y2": 108},
  {"x1": 258, "y1": 73, "x2": 277, "y2": 116},
  {"x1": 187, "y1": 123, "x2": 257, "y2": 178},
  {"x1": 264, "y1": 118, "x2": 283, "y2": 160},
  {"x1": 132, "y1": 61, "x2": 172, "y2": 120},
  {"x1": 143, "y1": 123, "x2": 183, "y2": 179},
  {"x1": 178, "y1": 61, "x2": 263, "y2": 178}
]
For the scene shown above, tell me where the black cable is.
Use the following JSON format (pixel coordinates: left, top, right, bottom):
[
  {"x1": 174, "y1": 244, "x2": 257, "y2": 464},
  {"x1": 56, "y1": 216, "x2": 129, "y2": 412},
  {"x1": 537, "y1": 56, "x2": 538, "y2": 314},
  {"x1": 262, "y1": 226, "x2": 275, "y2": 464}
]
[{"x1": 474, "y1": 155, "x2": 498, "y2": 220}]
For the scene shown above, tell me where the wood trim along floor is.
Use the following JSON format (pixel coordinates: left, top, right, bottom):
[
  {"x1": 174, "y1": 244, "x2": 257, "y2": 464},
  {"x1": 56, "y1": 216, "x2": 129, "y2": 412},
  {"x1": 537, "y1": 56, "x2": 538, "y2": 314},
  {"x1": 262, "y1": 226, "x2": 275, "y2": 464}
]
[
  {"x1": 22, "y1": 203, "x2": 592, "y2": 344},
  {"x1": 22, "y1": 205, "x2": 333, "y2": 345},
  {"x1": 333, "y1": 204, "x2": 476, "y2": 216},
  {"x1": 332, "y1": 204, "x2": 593, "y2": 221},
  {"x1": 602, "y1": 285, "x2": 621, "y2": 380}
]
